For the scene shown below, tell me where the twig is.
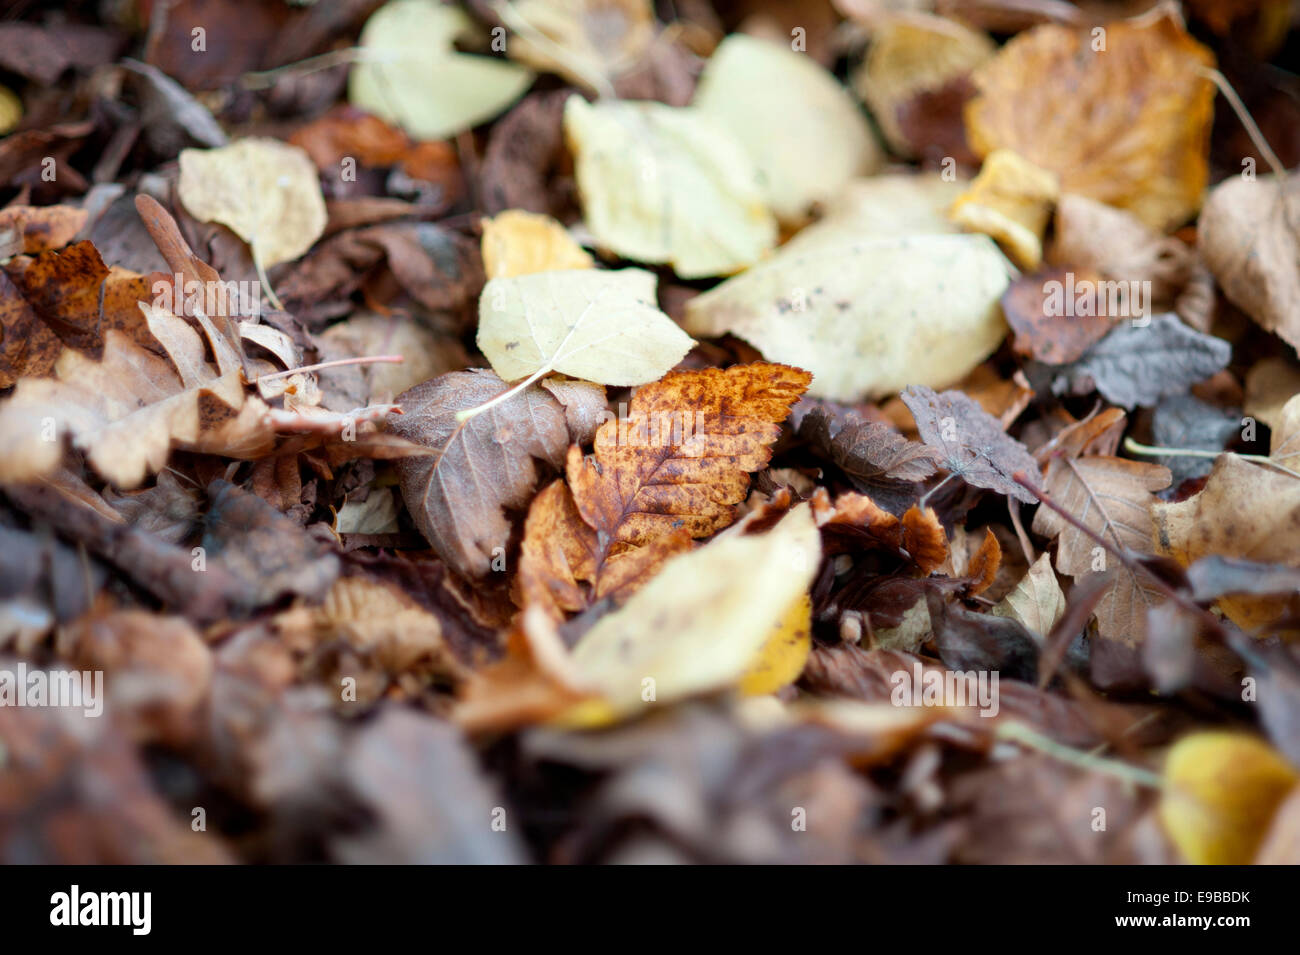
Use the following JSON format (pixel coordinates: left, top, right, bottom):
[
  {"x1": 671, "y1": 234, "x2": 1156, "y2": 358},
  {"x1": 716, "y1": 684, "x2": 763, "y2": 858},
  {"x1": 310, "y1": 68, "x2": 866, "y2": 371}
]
[
  {"x1": 996, "y1": 722, "x2": 1165, "y2": 789},
  {"x1": 1123, "y1": 437, "x2": 1300, "y2": 480}
]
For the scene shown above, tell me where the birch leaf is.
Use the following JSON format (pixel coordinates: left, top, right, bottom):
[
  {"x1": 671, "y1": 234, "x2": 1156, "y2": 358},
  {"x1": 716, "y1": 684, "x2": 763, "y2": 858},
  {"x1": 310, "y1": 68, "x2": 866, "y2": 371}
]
[
  {"x1": 683, "y1": 231, "x2": 1011, "y2": 400},
  {"x1": 349, "y1": 0, "x2": 534, "y2": 141},
  {"x1": 563, "y1": 94, "x2": 777, "y2": 278},
  {"x1": 178, "y1": 138, "x2": 327, "y2": 268},
  {"x1": 567, "y1": 503, "x2": 821, "y2": 717},
  {"x1": 481, "y1": 210, "x2": 594, "y2": 279},
  {"x1": 477, "y1": 267, "x2": 694, "y2": 386},
  {"x1": 693, "y1": 33, "x2": 882, "y2": 225}
]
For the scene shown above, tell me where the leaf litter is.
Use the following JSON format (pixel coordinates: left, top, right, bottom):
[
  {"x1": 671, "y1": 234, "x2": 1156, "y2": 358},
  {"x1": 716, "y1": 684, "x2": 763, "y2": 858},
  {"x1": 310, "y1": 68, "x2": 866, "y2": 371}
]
[{"x1": 1, "y1": 0, "x2": 1300, "y2": 866}]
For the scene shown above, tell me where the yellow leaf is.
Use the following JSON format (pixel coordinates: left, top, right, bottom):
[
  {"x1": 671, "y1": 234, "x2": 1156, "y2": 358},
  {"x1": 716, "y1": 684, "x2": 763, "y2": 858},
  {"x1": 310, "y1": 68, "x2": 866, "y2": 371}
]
[
  {"x1": 683, "y1": 229, "x2": 1012, "y2": 401},
  {"x1": 949, "y1": 149, "x2": 1059, "y2": 270},
  {"x1": 562, "y1": 503, "x2": 821, "y2": 719},
  {"x1": 1159, "y1": 732, "x2": 1299, "y2": 865},
  {"x1": 349, "y1": 0, "x2": 534, "y2": 140},
  {"x1": 0, "y1": 84, "x2": 21, "y2": 136},
  {"x1": 476, "y1": 267, "x2": 694, "y2": 386},
  {"x1": 178, "y1": 138, "x2": 327, "y2": 269},
  {"x1": 563, "y1": 94, "x2": 777, "y2": 279},
  {"x1": 739, "y1": 593, "x2": 813, "y2": 696},
  {"x1": 481, "y1": 210, "x2": 594, "y2": 279},
  {"x1": 693, "y1": 34, "x2": 882, "y2": 225}
]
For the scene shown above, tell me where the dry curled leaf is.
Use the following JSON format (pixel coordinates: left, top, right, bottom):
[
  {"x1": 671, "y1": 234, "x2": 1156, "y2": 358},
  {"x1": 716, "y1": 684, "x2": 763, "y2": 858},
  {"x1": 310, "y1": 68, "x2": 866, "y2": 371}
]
[{"x1": 1031, "y1": 411, "x2": 1172, "y2": 652}]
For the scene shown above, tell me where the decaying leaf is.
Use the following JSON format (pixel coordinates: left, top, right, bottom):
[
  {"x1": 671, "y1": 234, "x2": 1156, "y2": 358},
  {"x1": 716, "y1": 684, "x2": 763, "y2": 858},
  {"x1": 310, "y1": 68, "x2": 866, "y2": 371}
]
[
  {"x1": 684, "y1": 232, "x2": 1012, "y2": 400},
  {"x1": 178, "y1": 138, "x2": 327, "y2": 270},
  {"x1": 901, "y1": 385, "x2": 1039, "y2": 503},
  {"x1": 476, "y1": 267, "x2": 693, "y2": 386},
  {"x1": 518, "y1": 362, "x2": 810, "y2": 614},
  {"x1": 854, "y1": 12, "x2": 994, "y2": 158},
  {"x1": 349, "y1": 0, "x2": 534, "y2": 140},
  {"x1": 1198, "y1": 171, "x2": 1300, "y2": 356},
  {"x1": 1152, "y1": 452, "x2": 1300, "y2": 631},
  {"x1": 964, "y1": 8, "x2": 1215, "y2": 231},
  {"x1": 563, "y1": 95, "x2": 777, "y2": 278},
  {"x1": 693, "y1": 33, "x2": 882, "y2": 224},
  {"x1": 1045, "y1": 313, "x2": 1231, "y2": 409},
  {"x1": 992, "y1": 552, "x2": 1065, "y2": 642},
  {"x1": 1031, "y1": 410, "x2": 1172, "y2": 651},
  {"x1": 798, "y1": 405, "x2": 938, "y2": 511},
  {"x1": 386, "y1": 369, "x2": 605, "y2": 579}
]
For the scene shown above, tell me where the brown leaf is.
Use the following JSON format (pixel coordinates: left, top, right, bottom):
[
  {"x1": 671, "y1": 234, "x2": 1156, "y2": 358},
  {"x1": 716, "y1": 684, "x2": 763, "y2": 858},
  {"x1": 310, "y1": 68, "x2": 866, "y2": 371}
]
[
  {"x1": 901, "y1": 385, "x2": 1040, "y2": 503},
  {"x1": 798, "y1": 405, "x2": 938, "y2": 511},
  {"x1": 1001, "y1": 266, "x2": 1122, "y2": 364},
  {"x1": 965, "y1": 8, "x2": 1215, "y2": 231},
  {"x1": 387, "y1": 369, "x2": 605, "y2": 580},
  {"x1": 519, "y1": 363, "x2": 810, "y2": 615},
  {"x1": 1031, "y1": 412, "x2": 1172, "y2": 651},
  {"x1": 1198, "y1": 171, "x2": 1300, "y2": 356}
]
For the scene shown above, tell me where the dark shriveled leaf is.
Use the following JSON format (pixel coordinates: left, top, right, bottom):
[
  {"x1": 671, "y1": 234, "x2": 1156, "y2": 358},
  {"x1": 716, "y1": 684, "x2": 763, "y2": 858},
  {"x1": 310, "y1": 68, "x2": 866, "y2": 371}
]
[{"x1": 901, "y1": 385, "x2": 1039, "y2": 503}]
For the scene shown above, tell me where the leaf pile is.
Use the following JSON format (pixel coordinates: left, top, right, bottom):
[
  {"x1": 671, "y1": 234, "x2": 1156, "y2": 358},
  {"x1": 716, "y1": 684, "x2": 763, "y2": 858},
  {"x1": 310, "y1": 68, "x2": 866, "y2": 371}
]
[{"x1": 2, "y1": 0, "x2": 1300, "y2": 866}]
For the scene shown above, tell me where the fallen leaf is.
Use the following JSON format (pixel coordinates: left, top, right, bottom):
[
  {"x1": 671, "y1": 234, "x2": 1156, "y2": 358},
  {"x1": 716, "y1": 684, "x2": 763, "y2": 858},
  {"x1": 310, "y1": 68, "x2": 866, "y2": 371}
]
[
  {"x1": 385, "y1": 369, "x2": 605, "y2": 579},
  {"x1": 693, "y1": 33, "x2": 882, "y2": 225},
  {"x1": 853, "y1": 12, "x2": 994, "y2": 159},
  {"x1": 1159, "y1": 731, "x2": 1298, "y2": 865},
  {"x1": 1151, "y1": 393, "x2": 1240, "y2": 483},
  {"x1": 684, "y1": 233, "x2": 1012, "y2": 400},
  {"x1": 0, "y1": 205, "x2": 86, "y2": 255},
  {"x1": 797, "y1": 405, "x2": 938, "y2": 511},
  {"x1": 948, "y1": 148, "x2": 1059, "y2": 269},
  {"x1": 901, "y1": 385, "x2": 1040, "y2": 503},
  {"x1": 498, "y1": 0, "x2": 655, "y2": 93},
  {"x1": 992, "y1": 552, "x2": 1066, "y2": 641},
  {"x1": 349, "y1": 0, "x2": 534, "y2": 141},
  {"x1": 964, "y1": 8, "x2": 1215, "y2": 231},
  {"x1": 563, "y1": 94, "x2": 777, "y2": 278},
  {"x1": 178, "y1": 138, "x2": 327, "y2": 271},
  {"x1": 1151, "y1": 453, "x2": 1300, "y2": 631},
  {"x1": 477, "y1": 267, "x2": 693, "y2": 386},
  {"x1": 1000, "y1": 267, "x2": 1122, "y2": 365},
  {"x1": 1032, "y1": 411, "x2": 1172, "y2": 651},
  {"x1": 481, "y1": 209, "x2": 594, "y2": 278},
  {"x1": 1048, "y1": 193, "x2": 1195, "y2": 308},
  {"x1": 1244, "y1": 356, "x2": 1300, "y2": 430},
  {"x1": 1198, "y1": 171, "x2": 1300, "y2": 356},
  {"x1": 518, "y1": 362, "x2": 810, "y2": 614},
  {"x1": 564, "y1": 503, "x2": 821, "y2": 718},
  {"x1": 1044, "y1": 313, "x2": 1231, "y2": 409},
  {"x1": 739, "y1": 593, "x2": 814, "y2": 696}
]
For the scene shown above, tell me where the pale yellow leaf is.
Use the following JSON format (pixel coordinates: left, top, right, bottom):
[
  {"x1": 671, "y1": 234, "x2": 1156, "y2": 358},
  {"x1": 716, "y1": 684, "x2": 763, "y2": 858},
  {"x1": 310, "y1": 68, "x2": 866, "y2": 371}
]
[
  {"x1": 349, "y1": 0, "x2": 534, "y2": 140},
  {"x1": 477, "y1": 267, "x2": 694, "y2": 386},
  {"x1": 563, "y1": 94, "x2": 777, "y2": 279},
  {"x1": 693, "y1": 33, "x2": 882, "y2": 225},
  {"x1": 481, "y1": 210, "x2": 594, "y2": 279},
  {"x1": 178, "y1": 138, "x2": 327, "y2": 268}
]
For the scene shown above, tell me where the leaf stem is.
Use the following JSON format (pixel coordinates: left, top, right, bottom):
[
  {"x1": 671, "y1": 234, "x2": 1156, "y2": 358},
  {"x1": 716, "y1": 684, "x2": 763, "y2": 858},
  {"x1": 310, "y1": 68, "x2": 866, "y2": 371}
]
[
  {"x1": 455, "y1": 365, "x2": 553, "y2": 423},
  {"x1": 1122, "y1": 437, "x2": 1300, "y2": 480},
  {"x1": 254, "y1": 354, "x2": 404, "y2": 382},
  {"x1": 996, "y1": 722, "x2": 1165, "y2": 789}
]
